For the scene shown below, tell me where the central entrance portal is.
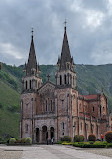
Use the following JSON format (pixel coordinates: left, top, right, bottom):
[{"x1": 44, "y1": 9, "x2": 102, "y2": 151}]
[
  {"x1": 50, "y1": 127, "x2": 54, "y2": 139},
  {"x1": 42, "y1": 126, "x2": 48, "y2": 143}
]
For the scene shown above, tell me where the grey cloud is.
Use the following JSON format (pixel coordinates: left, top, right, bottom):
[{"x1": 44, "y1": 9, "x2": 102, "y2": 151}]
[{"x1": 0, "y1": 0, "x2": 112, "y2": 66}]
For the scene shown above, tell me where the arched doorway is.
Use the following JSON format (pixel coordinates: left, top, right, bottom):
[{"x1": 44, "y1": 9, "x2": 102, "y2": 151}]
[
  {"x1": 50, "y1": 127, "x2": 54, "y2": 139},
  {"x1": 42, "y1": 126, "x2": 48, "y2": 142},
  {"x1": 36, "y1": 128, "x2": 40, "y2": 143}
]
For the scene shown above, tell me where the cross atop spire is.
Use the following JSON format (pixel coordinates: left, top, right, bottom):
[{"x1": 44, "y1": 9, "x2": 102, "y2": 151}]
[
  {"x1": 31, "y1": 28, "x2": 34, "y2": 37},
  {"x1": 64, "y1": 19, "x2": 67, "y2": 30}
]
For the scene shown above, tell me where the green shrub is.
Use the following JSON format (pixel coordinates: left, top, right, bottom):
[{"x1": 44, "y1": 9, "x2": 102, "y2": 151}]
[
  {"x1": 74, "y1": 135, "x2": 84, "y2": 142},
  {"x1": 21, "y1": 138, "x2": 26, "y2": 143},
  {"x1": 105, "y1": 131, "x2": 112, "y2": 143},
  {"x1": 62, "y1": 142, "x2": 73, "y2": 145},
  {"x1": 15, "y1": 139, "x2": 21, "y2": 143},
  {"x1": 73, "y1": 142, "x2": 106, "y2": 148},
  {"x1": 88, "y1": 134, "x2": 96, "y2": 142},
  {"x1": 56, "y1": 141, "x2": 62, "y2": 144},
  {"x1": 107, "y1": 143, "x2": 112, "y2": 148},
  {"x1": 89, "y1": 141, "x2": 94, "y2": 144},
  {"x1": 60, "y1": 136, "x2": 72, "y2": 142},
  {"x1": 25, "y1": 137, "x2": 32, "y2": 144},
  {"x1": 9, "y1": 138, "x2": 16, "y2": 144}
]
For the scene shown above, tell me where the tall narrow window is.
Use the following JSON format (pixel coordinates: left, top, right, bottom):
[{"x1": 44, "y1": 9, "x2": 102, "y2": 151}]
[
  {"x1": 30, "y1": 80, "x2": 32, "y2": 89},
  {"x1": 80, "y1": 122, "x2": 82, "y2": 132},
  {"x1": 92, "y1": 106, "x2": 94, "y2": 112},
  {"x1": 51, "y1": 100, "x2": 52, "y2": 111},
  {"x1": 25, "y1": 124, "x2": 28, "y2": 132},
  {"x1": 67, "y1": 74, "x2": 69, "y2": 84},
  {"x1": 26, "y1": 81, "x2": 27, "y2": 89},
  {"x1": 62, "y1": 122, "x2": 64, "y2": 130},
  {"x1": 64, "y1": 74, "x2": 66, "y2": 84},
  {"x1": 46, "y1": 100, "x2": 47, "y2": 111},
  {"x1": 100, "y1": 105, "x2": 101, "y2": 115},
  {"x1": 60, "y1": 75, "x2": 62, "y2": 85}
]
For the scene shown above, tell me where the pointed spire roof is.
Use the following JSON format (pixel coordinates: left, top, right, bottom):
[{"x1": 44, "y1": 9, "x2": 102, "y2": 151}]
[
  {"x1": 57, "y1": 22, "x2": 75, "y2": 70},
  {"x1": 25, "y1": 29, "x2": 39, "y2": 76}
]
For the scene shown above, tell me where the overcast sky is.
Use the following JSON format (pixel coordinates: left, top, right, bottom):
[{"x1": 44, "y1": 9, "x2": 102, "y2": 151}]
[{"x1": 0, "y1": 0, "x2": 112, "y2": 66}]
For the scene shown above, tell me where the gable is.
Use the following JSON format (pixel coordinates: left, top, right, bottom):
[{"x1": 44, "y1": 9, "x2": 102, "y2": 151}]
[{"x1": 38, "y1": 82, "x2": 55, "y2": 97}]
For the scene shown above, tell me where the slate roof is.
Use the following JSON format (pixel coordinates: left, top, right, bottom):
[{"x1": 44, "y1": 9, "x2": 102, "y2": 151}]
[
  {"x1": 57, "y1": 26, "x2": 74, "y2": 70},
  {"x1": 25, "y1": 35, "x2": 40, "y2": 76}
]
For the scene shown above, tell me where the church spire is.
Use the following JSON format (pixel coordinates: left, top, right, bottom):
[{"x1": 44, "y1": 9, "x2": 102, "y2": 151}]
[
  {"x1": 57, "y1": 20, "x2": 74, "y2": 71},
  {"x1": 25, "y1": 29, "x2": 39, "y2": 76}
]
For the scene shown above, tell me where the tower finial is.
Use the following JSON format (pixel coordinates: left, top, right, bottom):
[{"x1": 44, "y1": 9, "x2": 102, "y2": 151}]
[
  {"x1": 64, "y1": 19, "x2": 67, "y2": 30},
  {"x1": 31, "y1": 28, "x2": 34, "y2": 38}
]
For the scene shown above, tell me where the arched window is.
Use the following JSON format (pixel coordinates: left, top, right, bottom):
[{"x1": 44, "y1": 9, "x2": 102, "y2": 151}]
[
  {"x1": 46, "y1": 100, "x2": 47, "y2": 111},
  {"x1": 92, "y1": 106, "x2": 94, "y2": 112},
  {"x1": 80, "y1": 122, "x2": 82, "y2": 131},
  {"x1": 51, "y1": 100, "x2": 53, "y2": 111},
  {"x1": 60, "y1": 75, "x2": 62, "y2": 85},
  {"x1": 26, "y1": 81, "x2": 27, "y2": 89},
  {"x1": 30, "y1": 80, "x2": 32, "y2": 89},
  {"x1": 62, "y1": 122, "x2": 64, "y2": 130},
  {"x1": 67, "y1": 74, "x2": 69, "y2": 84},
  {"x1": 64, "y1": 74, "x2": 66, "y2": 84},
  {"x1": 25, "y1": 124, "x2": 28, "y2": 132}
]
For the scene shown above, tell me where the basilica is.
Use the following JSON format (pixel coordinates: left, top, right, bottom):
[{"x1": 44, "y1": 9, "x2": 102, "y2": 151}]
[{"x1": 20, "y1": 24, "x2": 109, "y2": 143}]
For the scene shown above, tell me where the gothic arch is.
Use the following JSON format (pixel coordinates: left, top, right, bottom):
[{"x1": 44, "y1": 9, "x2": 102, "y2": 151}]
[
  {"x1": 26, "y1": 81, "x2": 28, "y2": 89},
  {"x1": 60, "y1": 75, "x2": 62, "y2": 85},
  {"x1": 30, "y1": 80, "x2": 32, "y2": 89},
  {"x1": 64, "y1": 74, "x2": 67, "y2": 84},
  {"x1": 42, "y1": 125, "x2": 48, "y2": 142},
  {"x1": 50, "y1": 127, "x2": 55, "y2": 139}
]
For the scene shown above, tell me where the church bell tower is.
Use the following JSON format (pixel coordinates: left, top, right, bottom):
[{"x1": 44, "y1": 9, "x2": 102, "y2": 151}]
[
  {"x1": 20, "y1": 30, "x2": 42, "y2": 140},
  {"x1": 56, "y1": 22, "x2": 76, "y2": 89},
  {"x1": 22, "y1": 29, "x2": 42, "y2": 92}
]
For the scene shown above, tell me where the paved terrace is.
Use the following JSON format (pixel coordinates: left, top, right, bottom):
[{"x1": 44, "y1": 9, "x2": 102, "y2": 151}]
[{"x1": 0, "y1": 144, "x2": 112, "y2": 159}]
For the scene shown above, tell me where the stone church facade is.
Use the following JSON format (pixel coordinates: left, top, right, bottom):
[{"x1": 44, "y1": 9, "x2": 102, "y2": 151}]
[{"x1": 20, "y1": 25, "x2": 109, "y2": 143}]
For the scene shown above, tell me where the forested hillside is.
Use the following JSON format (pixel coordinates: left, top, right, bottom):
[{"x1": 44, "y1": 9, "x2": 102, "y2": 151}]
[{"x1": 0, "y1": 63, "x2": 112, "y2": 138}]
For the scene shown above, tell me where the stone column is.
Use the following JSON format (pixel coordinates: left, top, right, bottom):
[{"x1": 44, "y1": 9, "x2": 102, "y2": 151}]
[
  {"x1": 33, "y1": 129, "x2": 36, "y2": 143},
  {"x1": 48, "y1": 129, "x2": 51, "y2": 140},
  {"x1": 39, "y1": 130, "x2": 42, "y2": 143}
]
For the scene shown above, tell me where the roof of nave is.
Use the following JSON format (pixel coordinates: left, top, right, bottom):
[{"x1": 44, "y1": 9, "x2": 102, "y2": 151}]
[
  {"x1": 78, "y1": 93, "x2": 100, "y2": 101},
  {"x1": 84, "y1": 94, "x2": 99, "y2": 100}
]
